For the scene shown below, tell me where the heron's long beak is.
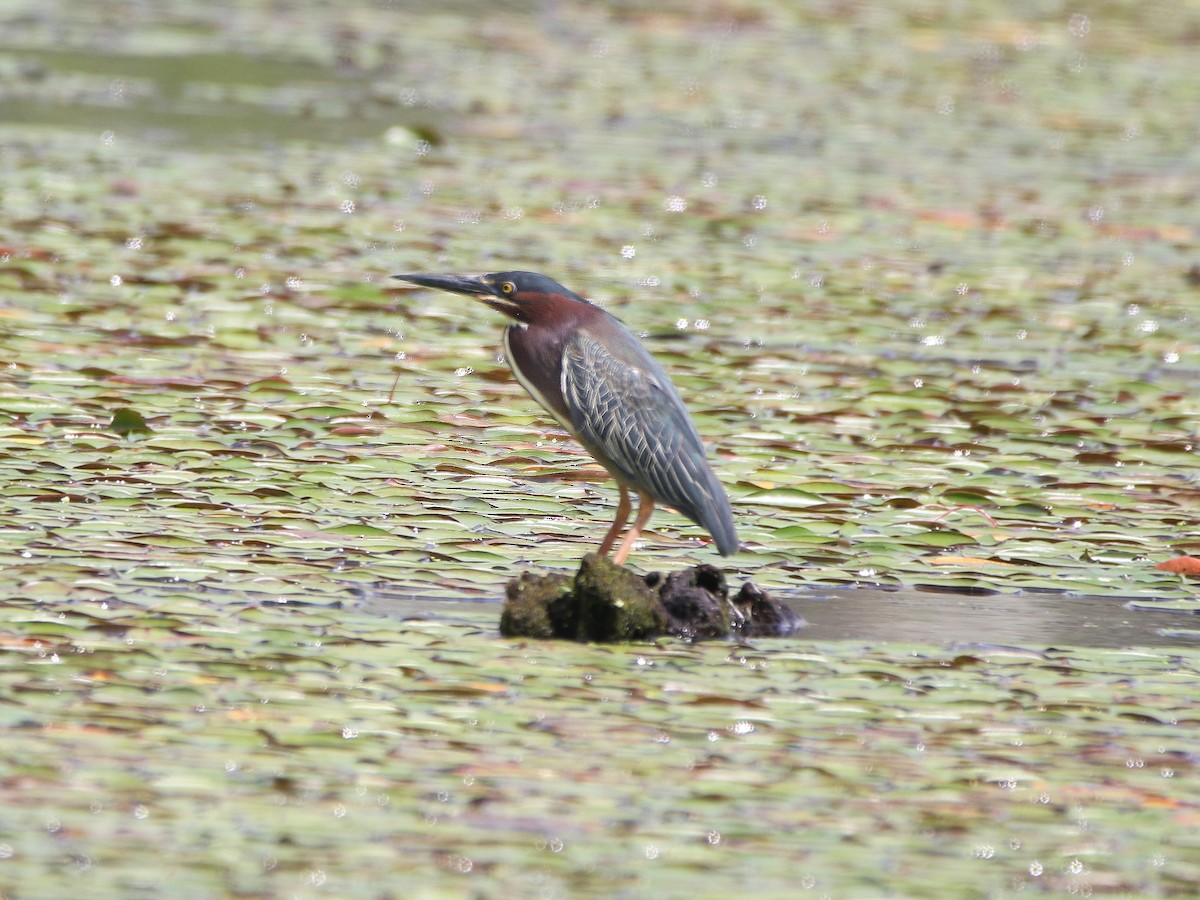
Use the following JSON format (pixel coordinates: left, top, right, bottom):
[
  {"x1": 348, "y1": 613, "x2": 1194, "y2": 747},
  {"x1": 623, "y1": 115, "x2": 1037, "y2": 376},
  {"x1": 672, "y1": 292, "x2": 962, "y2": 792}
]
[{"x1": 392, "y1": 273, "x2": 500, "y2": 299}]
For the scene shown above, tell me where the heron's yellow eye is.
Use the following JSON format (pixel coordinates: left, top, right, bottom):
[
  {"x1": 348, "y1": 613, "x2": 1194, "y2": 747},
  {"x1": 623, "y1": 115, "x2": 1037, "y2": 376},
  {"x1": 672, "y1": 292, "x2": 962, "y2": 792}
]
[{"x1": 501, "y1": 282, "x2": 516, "y2": 294}]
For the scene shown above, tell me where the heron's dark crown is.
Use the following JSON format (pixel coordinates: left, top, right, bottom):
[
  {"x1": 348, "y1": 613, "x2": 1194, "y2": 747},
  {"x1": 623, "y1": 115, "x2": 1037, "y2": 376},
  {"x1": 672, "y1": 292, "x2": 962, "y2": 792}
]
[{"x1": 482, "y1": 271, "x2": 590, "y2": 303}]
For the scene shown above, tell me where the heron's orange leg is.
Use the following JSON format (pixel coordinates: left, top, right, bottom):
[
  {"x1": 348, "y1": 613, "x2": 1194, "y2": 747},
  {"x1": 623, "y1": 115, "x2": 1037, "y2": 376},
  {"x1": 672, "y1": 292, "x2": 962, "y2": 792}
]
[
  {"x1": 612, "y1": 492, "x2": 655, "y2": 565},
  {"x1": 598, "y1": 484, "x2": 632, "y2": 556}
]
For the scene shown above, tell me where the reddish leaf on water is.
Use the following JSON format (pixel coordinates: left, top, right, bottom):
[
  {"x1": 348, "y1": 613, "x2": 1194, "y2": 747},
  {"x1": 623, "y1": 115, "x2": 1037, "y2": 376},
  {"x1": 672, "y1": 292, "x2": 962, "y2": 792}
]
[
  {"x1": 1155, "y1": 556, "x2": 1200, "y2": 576},
  {"x1": 927, "y1": 556, "x2": 1017, "y2": 568}
]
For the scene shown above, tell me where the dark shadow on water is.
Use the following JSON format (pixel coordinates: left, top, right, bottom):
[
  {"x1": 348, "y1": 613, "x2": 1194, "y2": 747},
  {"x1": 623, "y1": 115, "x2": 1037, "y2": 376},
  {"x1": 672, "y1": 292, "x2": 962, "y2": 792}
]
[{"x1": 359, "y1": 583, "x2": 1200, "y2": 650}]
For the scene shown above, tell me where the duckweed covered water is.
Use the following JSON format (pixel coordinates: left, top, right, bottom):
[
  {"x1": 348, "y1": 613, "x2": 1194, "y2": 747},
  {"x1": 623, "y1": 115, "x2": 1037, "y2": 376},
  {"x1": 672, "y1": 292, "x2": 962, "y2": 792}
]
[{"x1": 1, "y1": 1, "x2": 1199, "y2": 895}]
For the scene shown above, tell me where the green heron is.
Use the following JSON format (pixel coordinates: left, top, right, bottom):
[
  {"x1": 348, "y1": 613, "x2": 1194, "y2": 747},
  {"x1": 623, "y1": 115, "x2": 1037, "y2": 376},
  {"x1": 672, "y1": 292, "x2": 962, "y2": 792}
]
[{"x1": 393, "y1": 271, "x2": 738, "y2": 564}]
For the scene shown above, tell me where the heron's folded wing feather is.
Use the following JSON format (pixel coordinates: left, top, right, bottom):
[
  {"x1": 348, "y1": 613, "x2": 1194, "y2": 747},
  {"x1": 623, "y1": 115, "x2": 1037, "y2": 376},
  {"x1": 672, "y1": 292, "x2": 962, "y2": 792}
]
[{"x1": 560, "y1": 330, "x2": 735, "y2": 553}]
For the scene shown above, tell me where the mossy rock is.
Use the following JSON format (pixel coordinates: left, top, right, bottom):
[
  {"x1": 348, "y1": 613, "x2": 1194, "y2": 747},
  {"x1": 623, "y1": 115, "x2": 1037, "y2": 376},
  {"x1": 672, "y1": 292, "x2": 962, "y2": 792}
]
[
  {"x1": 500, "y1": 571, "x2": 572, "y2": 638},
  {"x1": 571, "y1": 553, "x2": 670, "y2": 642},
  {"x1": 651, "y1": 564, "x2": 731, "y2": 640},
  {"x1": 500, "y1": 554, "x2": 804, "y2": 643}
]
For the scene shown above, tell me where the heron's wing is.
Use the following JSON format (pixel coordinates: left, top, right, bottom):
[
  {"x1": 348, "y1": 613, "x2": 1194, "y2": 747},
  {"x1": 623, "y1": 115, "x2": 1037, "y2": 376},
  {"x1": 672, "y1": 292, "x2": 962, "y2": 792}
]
[{"x1": 560, "y1": 328, "x2": 737, "y2": 553}]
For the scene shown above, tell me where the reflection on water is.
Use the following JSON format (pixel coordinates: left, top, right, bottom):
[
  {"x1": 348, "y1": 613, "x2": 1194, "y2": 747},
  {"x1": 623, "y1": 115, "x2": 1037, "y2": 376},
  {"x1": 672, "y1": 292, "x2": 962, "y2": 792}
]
[
  {"x1": 788, "y1": 586, "x2": 1200, "y2": 650},
  {"x1": 361, "y1": 584, "x2": 1200, "y2": 649}
]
